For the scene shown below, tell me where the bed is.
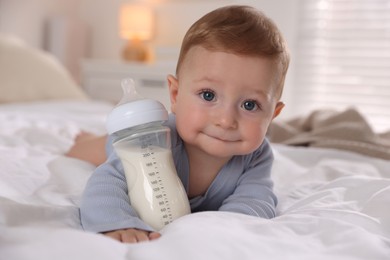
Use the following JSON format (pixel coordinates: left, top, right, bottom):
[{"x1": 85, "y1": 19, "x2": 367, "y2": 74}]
[{"x1": 1, "y1": 34, "x2": 390, "y2": 259}]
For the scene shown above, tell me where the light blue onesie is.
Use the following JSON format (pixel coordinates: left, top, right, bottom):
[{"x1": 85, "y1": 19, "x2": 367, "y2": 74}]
[{"x1": 80, "y1": 114, "x2": 277, "y2": 233}]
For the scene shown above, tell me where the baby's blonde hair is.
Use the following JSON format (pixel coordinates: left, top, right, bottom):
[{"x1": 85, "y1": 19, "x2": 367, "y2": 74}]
[{"x1": 176, "y1": 5, "x2": 290, "y2": 99}]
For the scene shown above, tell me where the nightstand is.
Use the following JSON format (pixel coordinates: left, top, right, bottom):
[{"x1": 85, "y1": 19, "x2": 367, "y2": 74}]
[{"x1": 81, "y1": 59, "x2": 177, "y2": 109}]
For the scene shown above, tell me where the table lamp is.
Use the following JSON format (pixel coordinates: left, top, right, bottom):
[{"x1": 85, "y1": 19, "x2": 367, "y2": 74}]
[{"x1": 119, "y1": 4, "x2": 154, "y2": 62}]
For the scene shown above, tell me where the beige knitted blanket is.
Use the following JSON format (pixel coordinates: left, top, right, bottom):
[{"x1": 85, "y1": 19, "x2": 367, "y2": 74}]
[{"x1": 267, "y1": 108, "x2": 390, "y2": 160}]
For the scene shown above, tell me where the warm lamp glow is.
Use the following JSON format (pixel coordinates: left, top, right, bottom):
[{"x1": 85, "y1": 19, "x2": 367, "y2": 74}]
[
  {"x1": 119, "y1": 4, "x2": 154, "y2": 62},
  {"x1": 120, "y1": 4, "x2": 154, "y2": 41}
]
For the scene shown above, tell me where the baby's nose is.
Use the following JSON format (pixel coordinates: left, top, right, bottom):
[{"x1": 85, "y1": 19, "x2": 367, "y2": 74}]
[{"x1": 214, "y1": 107, "x2": 238, "y2": 129}]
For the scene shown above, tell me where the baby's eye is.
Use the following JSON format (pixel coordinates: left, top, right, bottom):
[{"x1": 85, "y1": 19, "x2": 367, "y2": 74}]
[
  {"x1": 242, "y1": 100, "x2": 259, "y2": 111},
  {"x1": 200, "y1": 90, "x2": 215, "y2": 102}
]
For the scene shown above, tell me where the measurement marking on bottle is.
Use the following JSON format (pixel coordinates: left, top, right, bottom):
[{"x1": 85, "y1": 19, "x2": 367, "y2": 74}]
[{"x1": 144, "y1": 147, "x2": 174, "y2": 226}]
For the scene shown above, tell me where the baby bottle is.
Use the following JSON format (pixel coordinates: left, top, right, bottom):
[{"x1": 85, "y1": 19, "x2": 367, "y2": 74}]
[{"x1": 106, "y1": 78, "x2": 191, "y2": 230}]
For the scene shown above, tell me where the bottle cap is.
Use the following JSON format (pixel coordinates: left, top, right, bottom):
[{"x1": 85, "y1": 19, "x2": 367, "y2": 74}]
[{"x1": 106, "y1": 78, "x2": 168, "y2": 135}]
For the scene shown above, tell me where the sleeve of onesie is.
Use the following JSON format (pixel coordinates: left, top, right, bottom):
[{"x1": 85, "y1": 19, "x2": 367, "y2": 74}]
[
  {"x1": 218, "y1": 139, "x2": 278, "y2": 219},
  {"x1": 79, "y1": 137, "x2": 154, "y2": 233}
]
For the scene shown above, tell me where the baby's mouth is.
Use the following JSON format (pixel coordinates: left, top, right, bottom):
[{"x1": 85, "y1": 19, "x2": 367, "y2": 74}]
[{"x1": 204, "y1": 132, "x2": 239, "y2": 142}]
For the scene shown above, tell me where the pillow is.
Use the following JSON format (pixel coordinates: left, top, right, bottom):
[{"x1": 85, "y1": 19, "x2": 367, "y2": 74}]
[{"x1": 0, "y1": 34, "x2": 88, "y2": 103}]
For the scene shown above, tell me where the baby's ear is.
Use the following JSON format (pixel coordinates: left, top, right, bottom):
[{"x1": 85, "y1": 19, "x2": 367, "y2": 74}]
[
  {"x1": 167, "y1": 74, "x2": 179, "y2": 113},
  {"x1": 272, "y1": 102, "x2": 285, "y2": 119}
]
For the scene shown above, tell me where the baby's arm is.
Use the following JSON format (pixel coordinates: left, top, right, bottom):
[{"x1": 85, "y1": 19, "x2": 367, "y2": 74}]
[
  {"x1": 219, "y1": 139, "x2": 277, "y2": 218},
  {"x1": 80, "y1": 140, "x2": 160, "y2": 243},
  {"x1": 103, "y1": 228, "x2": 161, "y2": 243}
]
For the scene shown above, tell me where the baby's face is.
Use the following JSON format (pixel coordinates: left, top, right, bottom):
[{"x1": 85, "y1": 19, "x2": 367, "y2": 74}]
[{"x1": 168, "y1": 46, "x2": 283, "y2": 159}]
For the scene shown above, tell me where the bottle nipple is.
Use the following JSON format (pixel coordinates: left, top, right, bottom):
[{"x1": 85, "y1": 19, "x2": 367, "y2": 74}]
[
  {"x1": 105, "y1": 78, "x2": 169, "y2": 135},
  {"x1": 117, "y1": 78, "x2": 144, "y2": 106}
]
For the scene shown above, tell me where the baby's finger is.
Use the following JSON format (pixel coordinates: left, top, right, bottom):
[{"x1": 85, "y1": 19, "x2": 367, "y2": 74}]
[
  {"x1": 149, "y1": 232, "x2": 161, "y2": 240},
  {"x1": 120, "y1": 229, "x2": 148, "y2": 243},
  {"x1": 134, "y1": 231, "x2": 150, "y2": 243}
]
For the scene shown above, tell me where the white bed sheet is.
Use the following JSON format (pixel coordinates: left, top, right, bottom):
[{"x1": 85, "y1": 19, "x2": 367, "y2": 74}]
[{"x1": 0, "y1": 101, "x2": 389, "y2": 260}]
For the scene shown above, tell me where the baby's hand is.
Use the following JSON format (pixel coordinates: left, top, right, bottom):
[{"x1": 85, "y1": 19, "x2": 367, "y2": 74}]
[{"x1": 103, "y1": 228, "x2": 161, "y2": 243}]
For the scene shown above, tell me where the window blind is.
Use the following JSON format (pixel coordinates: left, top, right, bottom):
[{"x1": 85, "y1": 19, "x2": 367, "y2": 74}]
[{"x1": 294, "y1": 0, "x2": 390, "y2": 132}]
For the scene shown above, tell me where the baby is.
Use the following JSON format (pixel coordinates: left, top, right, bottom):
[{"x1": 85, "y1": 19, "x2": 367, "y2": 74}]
[{"x1": 73, "y1": 5, "x2": 290, "y2": 243}]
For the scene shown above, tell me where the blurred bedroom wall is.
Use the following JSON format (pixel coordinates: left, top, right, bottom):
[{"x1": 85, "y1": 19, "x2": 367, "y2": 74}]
[
  {"x1": 0, "y1": 0, "x2": 299, "y2": 118},
  {"x1": 0, "y1": 0, "x2": 81, "y2": 48},
  {"x1": 77, "y1": 0, "x2": 299, "y2": 59},
  {"x1": 0, "y1": 0, "x2": 88, "y2": 82},
  {"x1": 0, "y1": 0, "x2": 299, "y2": 58}
]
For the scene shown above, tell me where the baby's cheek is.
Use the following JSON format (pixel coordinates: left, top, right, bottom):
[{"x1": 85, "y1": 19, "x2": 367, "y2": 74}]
[{"x1": 248, "y1": 133, "x2": 266, "y2": 151}]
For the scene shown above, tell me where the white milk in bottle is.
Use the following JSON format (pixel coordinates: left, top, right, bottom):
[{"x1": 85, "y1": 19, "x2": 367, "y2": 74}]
[{"x1": 106, "y1": 78, "x2": 190, "y2": 230}]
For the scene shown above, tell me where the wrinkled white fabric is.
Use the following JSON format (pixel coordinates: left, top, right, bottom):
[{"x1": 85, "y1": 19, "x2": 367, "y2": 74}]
[{"x1": 0, "y1": 101, "x2": 389, "y2": 260}]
